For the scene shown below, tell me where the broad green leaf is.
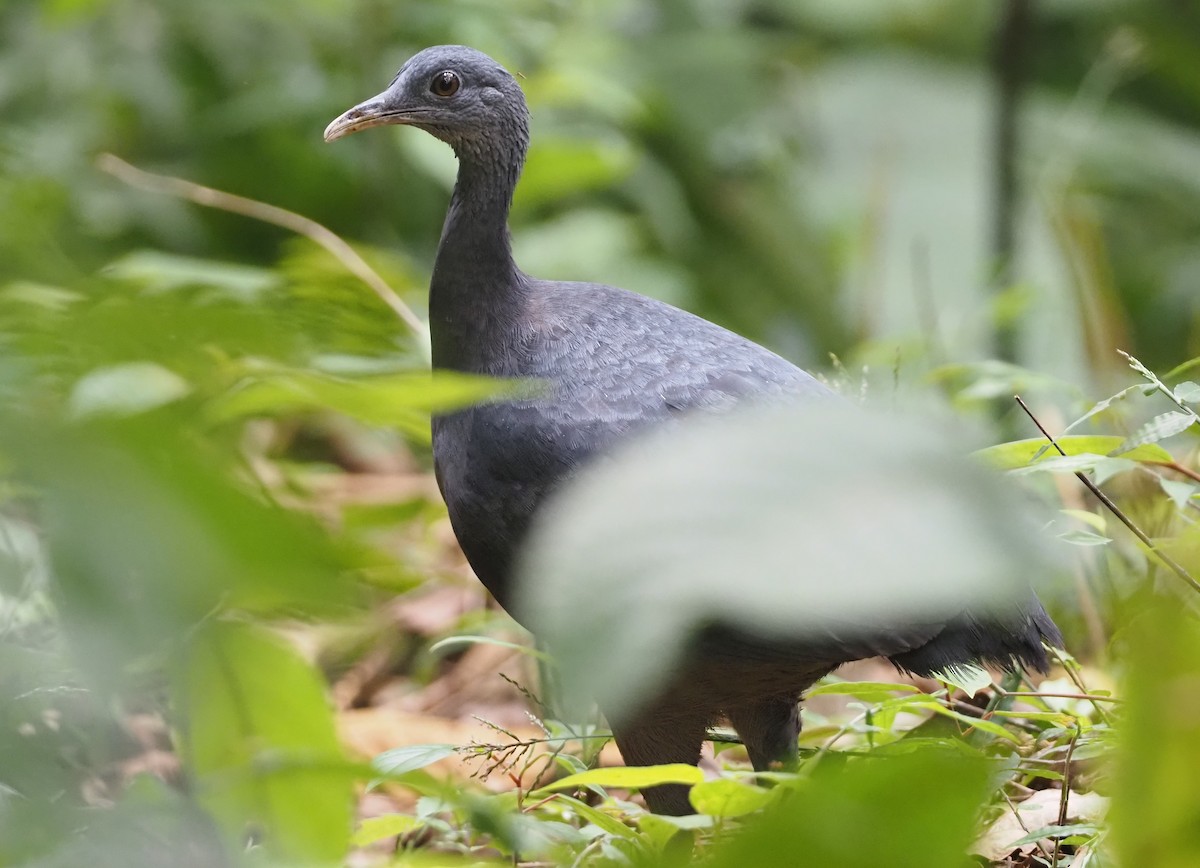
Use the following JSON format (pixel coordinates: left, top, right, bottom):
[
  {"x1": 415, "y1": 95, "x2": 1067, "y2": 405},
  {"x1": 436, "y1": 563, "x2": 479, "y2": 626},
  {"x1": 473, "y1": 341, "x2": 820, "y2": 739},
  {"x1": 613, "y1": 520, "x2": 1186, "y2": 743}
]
[
  {"x1": 688, "y1": 779, "x2": 774, "y2": 817},
  {"x1": 704, "y1": 748, "x2": 993, "y2": 868},
  {"x1": 1111, "y1": 599, "x2": 1200, "y2": 866},
  {"x1": 176, "y1": 621, "x2": 351, "y2": 863},
  {"x1": 518, "y1": 403, "x2": 1063, "y2": 721},
  {"x1": 350, "y1": 814, "x2": 423, "y2": 847},
  {"x1": 68, "y1": 362, "x2": 190, "y2": 418},
  {"x1": 0, "y1": 418, "x2": 351, "y2": 677},
  {"x1": 373, "y1": 744, "x2": 458, "y2": 776},
  {"x1": 978, "y1": 436, "x2": 1172, "y2": 469},
  {"x1": 1113, "y1": 410, "x2": 1197, "y2": 454},
  {"x1": 532, "y1": 763, "x2": 705, "y2": 794}
]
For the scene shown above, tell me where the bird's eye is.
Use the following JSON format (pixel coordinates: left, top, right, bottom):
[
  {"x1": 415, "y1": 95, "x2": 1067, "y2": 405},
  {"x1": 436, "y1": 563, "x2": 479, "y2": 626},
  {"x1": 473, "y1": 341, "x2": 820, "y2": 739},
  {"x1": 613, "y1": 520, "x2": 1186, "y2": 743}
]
[{"x1": 430, "y1": 70, "x2": 461, "y2": 98}]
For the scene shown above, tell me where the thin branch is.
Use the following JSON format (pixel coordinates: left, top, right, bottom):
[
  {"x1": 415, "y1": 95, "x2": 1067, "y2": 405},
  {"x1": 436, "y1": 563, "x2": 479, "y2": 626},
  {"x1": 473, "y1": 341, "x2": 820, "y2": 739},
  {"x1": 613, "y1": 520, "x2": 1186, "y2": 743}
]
[
  {"x1": 1000, "y1": 690, "x2": 1122, "y2": 704},
  {"x1": 1015, "y1": 395, "x2": 1200, "y2": 596},
  {"x1": 94, "y1": 153, "x2": 427, "y2": 340},
  {"x1": 1051, "y1": 725, "x2": 1079, "y2": 867}
]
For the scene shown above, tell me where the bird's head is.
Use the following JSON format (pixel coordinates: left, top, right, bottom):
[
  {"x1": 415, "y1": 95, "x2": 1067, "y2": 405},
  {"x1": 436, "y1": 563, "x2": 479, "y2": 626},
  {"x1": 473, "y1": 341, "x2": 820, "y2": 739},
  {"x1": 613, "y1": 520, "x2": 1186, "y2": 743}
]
[{"x1": 324, "y1": 45, "x2": 529, "y2": 161}]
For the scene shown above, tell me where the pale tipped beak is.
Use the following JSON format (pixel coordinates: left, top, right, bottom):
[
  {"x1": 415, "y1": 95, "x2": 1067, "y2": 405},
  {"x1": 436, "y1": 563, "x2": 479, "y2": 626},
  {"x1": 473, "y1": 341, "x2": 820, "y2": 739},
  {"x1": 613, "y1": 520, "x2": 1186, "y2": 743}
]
[{"x1": 323, "y1": 96, "x2": 414, "y2": 143}]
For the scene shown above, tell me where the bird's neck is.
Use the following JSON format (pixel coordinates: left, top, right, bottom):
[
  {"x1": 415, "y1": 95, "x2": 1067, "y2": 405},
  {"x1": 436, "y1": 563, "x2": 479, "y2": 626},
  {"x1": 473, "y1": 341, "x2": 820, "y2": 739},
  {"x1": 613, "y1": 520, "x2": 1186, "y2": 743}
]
[{"x1": 429, "y1": 149, "x2": 528, "y2": 374}]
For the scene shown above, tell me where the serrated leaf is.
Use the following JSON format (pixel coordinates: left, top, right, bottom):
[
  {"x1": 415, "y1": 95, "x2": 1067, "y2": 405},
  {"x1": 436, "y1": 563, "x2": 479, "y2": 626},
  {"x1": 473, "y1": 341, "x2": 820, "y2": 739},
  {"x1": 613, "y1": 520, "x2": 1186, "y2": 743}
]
[
  {"x1": 533, "y1": 763, "x2": 705, "y2": 794},
  {"x1": 689, "y1": 779, "x2": 774, "y2": 817},
  {"x1": 979, "y1": 436, "x2": 1172, "y2": 469},
  {"x1": 372, "y1": 744, "x2": 458, "y2": 776},
  {"x1": 68, "y1": 362, "x2": 190, "y2": 419},
  {"x1": 1112, "y1": 410, "x2": 1197, "y2": 454}
]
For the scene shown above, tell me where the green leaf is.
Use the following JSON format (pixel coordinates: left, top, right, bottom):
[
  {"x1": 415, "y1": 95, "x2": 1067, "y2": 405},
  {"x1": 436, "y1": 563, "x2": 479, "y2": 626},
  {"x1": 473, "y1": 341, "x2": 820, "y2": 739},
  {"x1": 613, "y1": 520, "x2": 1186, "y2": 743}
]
[
  {"x1": 532, "y1": 763, "x2": 705, "y2": 794},
  {"x1": 176, "y1": 621, "x2": 351, "y2": 863},
  {"x1": 207, "y1": 367, "x2": 533, "y2": 441},
  {"x1": 935, "y1": 665, "x2": 992, "y2": 698},
  {"x1": 908, "y1": 700, "x2": 1020, "y2": 742},
  {"x1": 1174, "y1": 381, "x2": 1200, "y2": 404},
  {"x1": 1159, "y1": 479, "x2": 1198, "y2": 510},
  {"x1": 704, "y1": 749, "x2": 993, "y2": 868},
  {"x1": 1009, "y1": 823, "x2": 1103, "y2": 847},
  {"x1": 806, "y1": 680, "x2": 920, "y2": 703},
  {"x1": 978, "y1": 436, "x2": 1172, "y2": 469},
  {"x1": 1113, "y1": 410, "x2": 1197, "y2": 454},
  {"x1": 68, "y1": 362, "x2": 190, "y2": 418},
  {"x1": 350, "y1": 814, "x2": 422, "y2": 847},
  {"x1": 541, "y1": 794, "x2": 639, "y2": 839},
  {"x1": 372, "y1": 744, "x2": 458, "y2": 777},
  {"x1": 104, "y1": 250, "x2": 279, "y2": 301},
  {"x1": 688, "y1": 779, "x2": 774, "y2": 817}
]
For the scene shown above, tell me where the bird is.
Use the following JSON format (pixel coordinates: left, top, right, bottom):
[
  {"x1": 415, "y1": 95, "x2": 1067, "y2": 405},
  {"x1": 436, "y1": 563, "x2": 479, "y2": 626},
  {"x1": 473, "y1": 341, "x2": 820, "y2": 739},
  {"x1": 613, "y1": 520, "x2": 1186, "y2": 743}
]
[{"x1": 325, "y1": 45, "x2": 1064, "y2": 815}]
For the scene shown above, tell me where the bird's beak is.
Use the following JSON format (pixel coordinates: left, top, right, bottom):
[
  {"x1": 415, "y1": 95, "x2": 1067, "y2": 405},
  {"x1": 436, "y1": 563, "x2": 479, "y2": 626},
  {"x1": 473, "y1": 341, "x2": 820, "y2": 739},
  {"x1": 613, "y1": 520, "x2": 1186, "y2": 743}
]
[{"x1": 323, "y1": 92, "x2": 415, "y2": 143}]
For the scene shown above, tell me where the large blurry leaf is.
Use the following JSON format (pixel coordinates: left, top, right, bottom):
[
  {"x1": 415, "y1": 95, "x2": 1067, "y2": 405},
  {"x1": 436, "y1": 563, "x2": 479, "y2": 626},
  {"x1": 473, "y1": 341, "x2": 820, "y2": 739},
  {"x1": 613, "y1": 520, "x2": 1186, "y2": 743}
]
[
  {"x1": 0, "y1": 416, "x2": 352, "y2": 679},
  {"x1": 517, "y1": 402, "x2": 1060, "y2": 719},
  {"x1": 704, "y1": 748, "x2": 993, "y2": 868},
  {"x1": 1109, "y1": 598, "x2": 1200, "y2": 867},
  {"x1": 176, "y1": 621, "x2": 351, "y2": 864}
]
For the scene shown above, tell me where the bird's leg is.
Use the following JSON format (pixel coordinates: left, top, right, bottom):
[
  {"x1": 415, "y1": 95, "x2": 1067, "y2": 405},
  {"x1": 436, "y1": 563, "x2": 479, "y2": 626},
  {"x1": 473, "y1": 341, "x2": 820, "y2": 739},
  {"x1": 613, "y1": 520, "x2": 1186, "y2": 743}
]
[
  {"x1": 726, "y1": 695, "x2": 801, "y2": 772},
  {"x1": 609, "y1": 708, "x2": 709, "y2": 816}
]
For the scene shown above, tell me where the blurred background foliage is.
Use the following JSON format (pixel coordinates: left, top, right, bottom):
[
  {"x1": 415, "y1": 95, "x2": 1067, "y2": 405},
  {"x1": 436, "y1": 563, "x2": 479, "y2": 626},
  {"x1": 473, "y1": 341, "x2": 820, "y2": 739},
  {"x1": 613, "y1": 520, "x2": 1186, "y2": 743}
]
[{"x1": 3, "y1": 0, "x2": 1200, "y2": 865}]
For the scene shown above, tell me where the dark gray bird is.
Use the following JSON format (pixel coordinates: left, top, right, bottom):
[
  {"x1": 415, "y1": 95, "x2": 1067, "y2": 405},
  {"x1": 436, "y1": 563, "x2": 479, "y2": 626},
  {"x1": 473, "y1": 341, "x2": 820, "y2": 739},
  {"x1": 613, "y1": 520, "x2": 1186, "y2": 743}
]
[{"x1": 325, "y1": 45, "x2": 1063, "y2": 815}]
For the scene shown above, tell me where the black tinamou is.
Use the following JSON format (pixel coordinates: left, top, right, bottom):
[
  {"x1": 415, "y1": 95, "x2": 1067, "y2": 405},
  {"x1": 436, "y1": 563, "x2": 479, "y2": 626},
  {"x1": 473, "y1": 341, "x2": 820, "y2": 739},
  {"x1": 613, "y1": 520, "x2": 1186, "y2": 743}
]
[{"x1": 325, "y1": 45, "x2": 1063, "y2": 815}]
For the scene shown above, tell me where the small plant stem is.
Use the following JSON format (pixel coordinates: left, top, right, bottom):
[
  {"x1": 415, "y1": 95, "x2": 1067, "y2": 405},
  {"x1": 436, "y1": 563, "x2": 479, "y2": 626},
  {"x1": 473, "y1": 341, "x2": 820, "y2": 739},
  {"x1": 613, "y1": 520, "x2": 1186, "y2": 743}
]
[
  {"x1": 1015, "y1": 395, "x2": 1200, "y2": 596},
  {"x1": 95, "y1": 153, "x2": 428, "y2": 340},
  {"x1": 999, "y1": 690, "x2": 1121, "y2": 704},
  {"x1": 1051, "y1": 725, "x2": 1079, "y2": 867}
]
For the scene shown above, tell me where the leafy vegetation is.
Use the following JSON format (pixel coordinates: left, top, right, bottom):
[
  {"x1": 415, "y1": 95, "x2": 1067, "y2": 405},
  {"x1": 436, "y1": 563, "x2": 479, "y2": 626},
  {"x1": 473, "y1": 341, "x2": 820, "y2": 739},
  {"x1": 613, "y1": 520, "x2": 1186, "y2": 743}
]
[{"x1": 3, "y1": 0, "x2": 1200, "y2": 865}]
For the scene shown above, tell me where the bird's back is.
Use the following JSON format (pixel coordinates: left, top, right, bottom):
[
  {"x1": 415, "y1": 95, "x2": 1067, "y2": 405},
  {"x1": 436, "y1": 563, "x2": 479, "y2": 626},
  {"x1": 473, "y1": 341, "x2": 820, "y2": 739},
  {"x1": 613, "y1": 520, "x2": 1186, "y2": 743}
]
[{"x1": 433, "y1": 277, "x2": 831, "y2": 608}]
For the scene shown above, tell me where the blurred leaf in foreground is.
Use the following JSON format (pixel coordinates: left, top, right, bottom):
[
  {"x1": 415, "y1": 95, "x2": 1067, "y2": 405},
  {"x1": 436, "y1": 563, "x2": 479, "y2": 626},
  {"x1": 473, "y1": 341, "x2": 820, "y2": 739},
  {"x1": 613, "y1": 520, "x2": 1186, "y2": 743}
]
[
  {"x1": 705, "y1": 748, "x2": 994, "y2": 868},
  {"x1": 176, "y1": 620, "x2": 352, "y2": 864},
  {"x1": 1110, "y1": 596, "x2": 1200, "y2": 868},
  {"x1": 516, "y1": 401, "x2": 1063, "y2": 719}
]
